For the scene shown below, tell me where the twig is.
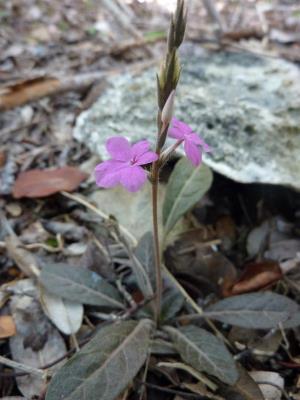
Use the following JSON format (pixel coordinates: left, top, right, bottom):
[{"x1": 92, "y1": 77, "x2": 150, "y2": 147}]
[
  {"x1": 201, "y1": 0, "x2": 227, "y2": 33},
  {"x1": 163, "y1": 265, "x2": 233, "y2": 348},
  {"x1": 60, "y1": 191, "x2": 137, "y2": 246},
  {"x1": 0, "y1": 60, "x2": 156, "y2": 111},
  {"x1": 139, "y1": 352, "x2": 151, "y2": 400},
  {"x1": 92, "y1": 235, "x2": 110, "y2": 259},
  {"x1": 151, "y1": 160, "x2": 162, "y2": 325},
  {"x1": 91, "y1": 296, "x2": 154, "y2": 322},
  {"x1": 21, "y1": 234, "x2": 64, "y2": 253},
  {"x1": 100, "y1": 0, "x2": 153, "y2": 58},
  {"x1": 0, "y1": 355, "x2": 45, "y2": 378},
  {"x1": 116, "y1": 278, "x2": 136, "y2": 308}
]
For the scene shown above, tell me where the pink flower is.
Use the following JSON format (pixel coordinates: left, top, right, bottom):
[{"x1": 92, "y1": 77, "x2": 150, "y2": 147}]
[
  {"x1": 94, "y1": 136, "x2": 158, "y2": 192},
  {"x1": 168, "y1": 118, "x2": 211, "y2": 166}
]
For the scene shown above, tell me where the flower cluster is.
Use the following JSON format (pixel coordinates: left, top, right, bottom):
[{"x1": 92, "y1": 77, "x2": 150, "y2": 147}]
[{"x1": 94, "y1": 119, "x2": 211, "y2": 192}]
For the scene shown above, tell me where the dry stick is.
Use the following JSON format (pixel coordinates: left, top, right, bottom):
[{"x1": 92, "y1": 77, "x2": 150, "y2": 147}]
[
  {"x1": 163, "y1": 265, "x2": 233, "y2": 349},
  {"x1": 60, "y1": 191, "x2": 137, "y2": 246},
  {"x1": 100, "y1": 0, "x2": 154, "y2": 57},
  {"x1": 0, "y1": 355, "x2": 45, "y2": 378},
  {"x1": 201, "y1": 0, "x2": 227, "y2": 33},
  {"x1": 151, "y1": 160, "x2": 162, "y2": 326},
  {"x1": 139, "y1": 349, "x2": 152, "y2": 400},
  {"x1": 187, "y1": 34, "x2": 292, "y2": 61},
  {"x1": 0, "y1": 59, "x2": 156, "y2": 111},
  {"x1": 101, "y1": 0, "x2": 141, "y2": 40}
]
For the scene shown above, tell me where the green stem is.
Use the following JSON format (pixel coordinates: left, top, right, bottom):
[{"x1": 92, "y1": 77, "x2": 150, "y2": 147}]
[{"x1": 151, "y1": 161, "x2": 162, "y2": 326}]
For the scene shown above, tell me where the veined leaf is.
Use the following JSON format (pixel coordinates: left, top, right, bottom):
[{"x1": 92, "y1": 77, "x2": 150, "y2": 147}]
[
  {"x1": 150, "y1": 338, "x2": 177, "y2": 355},
  {"x1": 40, "y1": 263, "x2": 124, "y2": 309},
  {"x1": 204, "y1": 292, "x2": 299, "y2": 329},
  {"x1": 46, "y1": 319, "x2": 152, "y2": 400},
  {"x1": 134, "y1": 232, "x2": 156, "y2": 290},
  {"x1": 40, "y1": 288, "x2": 83, "y2": 335},
  {"x1": 160, "y1": 287, "x2": 184, "y2": 322},
  {"x1": 163, "y1": 158, "x2": 213, "y2": 235},
  {"x1": 130, "y1": 253, "x2": 154, "y2": 299},
  {"x1": 165, "y1": 325, "x2": 238, "y2": 385}
]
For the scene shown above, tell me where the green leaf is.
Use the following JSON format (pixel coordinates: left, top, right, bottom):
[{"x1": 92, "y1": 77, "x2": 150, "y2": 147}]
[
  {"x1": 283, "y1": 309, "x2": 300, "y2": 328},
  {"x1": 204, "y1": 292, "x2": 299, "y2": 329},
  {"x1": 134, "y1": 232, "x2": 156, "y2": 294},
  {"x1": 160, "y1": 287, "x2": 184, "y2": 322},
  {"x1": 130, "y1": 253, "x2": 154, "y2": 299},
  {"x1": 150, "y1": 338, "x2": 177, "y2": 355},
  {"x1": 40, "y1": 288, "x2": 83, "y2": 335},
  {"x1": 40, "y1": 263, "x2": 124, "y2": 309},
  {"x1": 165, "y1": 325, "x2": 238, "y2": 385},
  {"x1": 46, "y1": 319, "x2": 152, "y2": 400},
  {"x1": 163, "y1": 158, "x2": 213, "y2": 235}
]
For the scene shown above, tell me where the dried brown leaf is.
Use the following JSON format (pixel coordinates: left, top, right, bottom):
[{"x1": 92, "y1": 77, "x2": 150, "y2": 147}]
[
  {"x1": 228, "y1": 261, "x2": 283, "y2": 296},
  {"x1": 0, "y1": 315, "x2": 16, "y2": 339},
  {"x1": 0, "y1": 77, "x2": 60, "y2": 110},
  {"x1": 12, "y1": 166, "x2": 88, "y2": 199}
]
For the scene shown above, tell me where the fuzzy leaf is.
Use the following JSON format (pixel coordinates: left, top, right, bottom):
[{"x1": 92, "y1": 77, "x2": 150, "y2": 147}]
[
  {"x1": 163, "y1": 158, "x2": 212, "y2": 235},
  {"x1": 46, "y1": 319, "x2": 152, "y2": 400},
  {"x1": 165, "y1": 325, "x2": 238, "y2": 385},
  {"x1": 40, "y1": 263, "x2": 124, "y2": 309},
  {"x1": 134, "y1": 232, "x2": 156, "y2": 290},
  {"x1": 40, "y1": 289, "x2": 83, "y2": 335},
  {"x1": 204, "y1": 292, "x2": 299, "y2": 329},
  {"x1": 150, "y1": 338, "x2": 177, "y2": 355},
  {"x1": 160, "y1": 287, "x2": 184, "y2": 322}
]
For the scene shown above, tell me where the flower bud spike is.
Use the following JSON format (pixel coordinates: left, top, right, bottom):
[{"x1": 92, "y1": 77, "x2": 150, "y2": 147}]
[
  {"x1": 161, "y1": 90, "x2": 176, "y2": 126},
  {"x1": 167, "y1": 18, "x2": 176, "y2": 54},
  {"x1": 174, "y1": 0, "x2": 187, "y2": 48}
]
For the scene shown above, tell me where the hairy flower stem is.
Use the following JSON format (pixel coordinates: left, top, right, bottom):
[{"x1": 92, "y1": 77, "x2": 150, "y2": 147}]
[
  {"x1": 151, "y1": 160, "x2": 162, "y2": 326},
  {"x1": 152, "y1": 0, "x2": 187, "y2": 326}
]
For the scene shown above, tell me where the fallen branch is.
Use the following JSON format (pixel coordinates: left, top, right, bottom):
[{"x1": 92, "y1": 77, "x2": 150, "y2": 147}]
[{"x1": 0, "y1": 59, "x2": 156, "y2": 111}]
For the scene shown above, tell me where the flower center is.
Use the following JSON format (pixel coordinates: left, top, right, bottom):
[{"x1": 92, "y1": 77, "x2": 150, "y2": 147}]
[{"x1": 130, "y1": 156, "x2": 138, "y2": 165}]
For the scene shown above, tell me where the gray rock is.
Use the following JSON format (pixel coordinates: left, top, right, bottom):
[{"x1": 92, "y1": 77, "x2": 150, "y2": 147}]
[{"x1": 74, "y1": 44, "x2": 300, "y2": 190}]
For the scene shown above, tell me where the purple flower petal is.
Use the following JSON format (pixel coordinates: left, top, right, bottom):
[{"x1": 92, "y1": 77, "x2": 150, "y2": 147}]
[
  {"x1": 135, "y1": 151, "x2": 158, "y2": 166},
  {"x1": 96, "y1": 169, "x2": 121, "y2": 188},
  {"x1": 120, "y1": 165, "x2": 147, "y2": 192},
  {"x1": 184, "y1": 139, "x2": 202, "y2": 166},
  {"x1": 169, "y1": 118, "x2": 194, "y2": 140},
  {"x1": 106, "y1": 136, "x2": 131, "y2": 161},
  {"x1": 95, "y1": 159, "x2": 124, "y2": 175},
  {"x1": 168, "y1": 126, "x2": 185, "y2": 140},
  {"x1": 131, "y1": 140, "x2": 150, "y2": 159},
  {"x1": 187, "y1": 132, "x2": 205, "y2": 145},
  {"x1": 171, "y1": 118, "x2": 193, "y2": 135},
  {"x1": 94, "y1": 160, "x2": 125, "y2": 187}
]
